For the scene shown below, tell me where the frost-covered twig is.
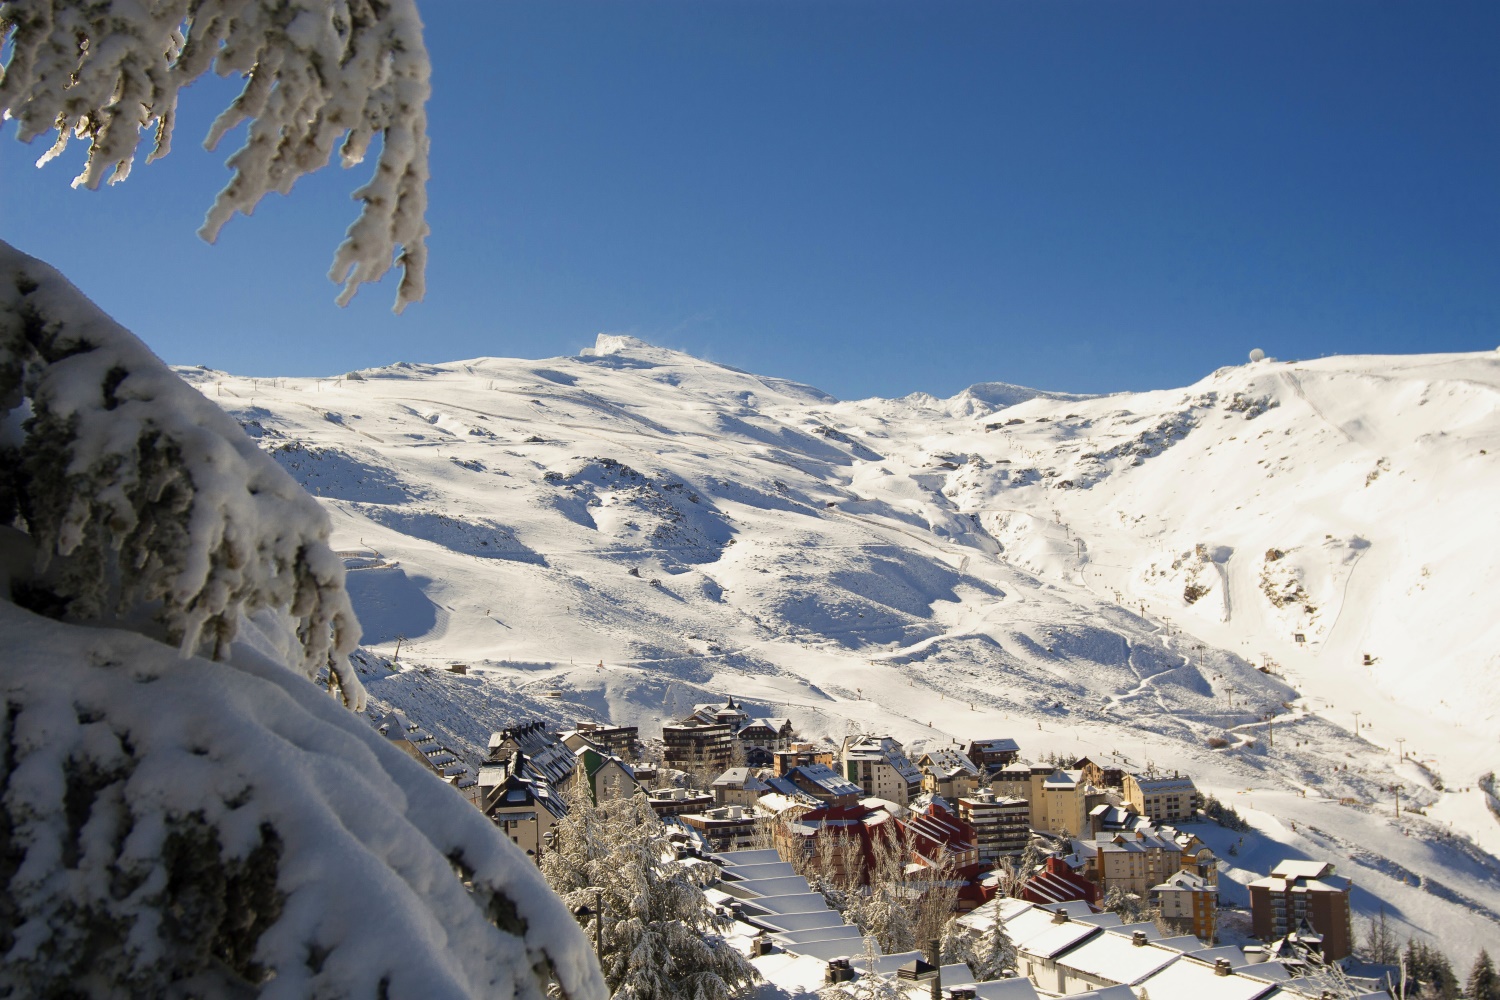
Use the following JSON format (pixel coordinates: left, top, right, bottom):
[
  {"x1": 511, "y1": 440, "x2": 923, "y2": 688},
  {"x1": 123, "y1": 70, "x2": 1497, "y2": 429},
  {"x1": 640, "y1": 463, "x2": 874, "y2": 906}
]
[{"x1": 0, "y1": 0, "x2": 430, "y2": 311}]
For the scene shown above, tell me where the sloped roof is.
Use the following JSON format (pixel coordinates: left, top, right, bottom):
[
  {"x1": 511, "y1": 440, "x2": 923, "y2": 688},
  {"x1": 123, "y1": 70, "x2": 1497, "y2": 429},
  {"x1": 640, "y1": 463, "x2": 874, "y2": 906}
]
[
  {"x1": 1130, "y1": 773, "x2": 1198, "y2": 793},
  {"x1": 787, "y1": 763, "x2": 862, "y2": 797},
  {"x1": 1134, "y1": 957, "x2": 1277, "y2": 1000},
  {"x1": 920, "y1": 748, "x2": 980, "y2": 778},
  {"x1": 741, "y1": 717, "x2": 793, "y2": 733},
  {"x1": 1056, "y1": 930, "x2": 1180, "y2": 984}
]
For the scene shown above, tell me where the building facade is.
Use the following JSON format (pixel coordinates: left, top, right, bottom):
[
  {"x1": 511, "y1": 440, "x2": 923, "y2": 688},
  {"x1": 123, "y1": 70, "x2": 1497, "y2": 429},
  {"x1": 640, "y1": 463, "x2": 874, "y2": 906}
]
[
  {"x1": 662, "y1": 722, "x2": 734, "y2": 771},
  {"x1": 842, "y1": 735, "x2": 923, "y2": 806},
  {"x1": 956, "y1": 790, "x2": 1030, "y2": 866},
  {"x1": 1122, "y1": 772, "x2": 1202, "y2": 824},
  {"x1": 1153, "y1": 869, "x2": 1218, "y2": 943},
  {"x1": 1247, "y1": 860, "x2": 1353, "y2": 961}
]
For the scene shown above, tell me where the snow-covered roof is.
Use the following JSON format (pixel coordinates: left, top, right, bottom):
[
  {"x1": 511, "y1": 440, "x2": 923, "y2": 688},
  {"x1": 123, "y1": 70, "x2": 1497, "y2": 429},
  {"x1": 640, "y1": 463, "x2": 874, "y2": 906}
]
[
  {"x1": 746, "y1": 909, "x2": 848, "y2": 933},
  {"x1": 741, "y1": 717, "x2": 793, "y2": 732},
  {"x1": 769, "y1": 924, "x2": 863, "y2": 947},
  {"x1": 1055, "y1": 931, "x2": 1181, "y2": 984},
  {"x1": 720, "y1": 861, "x2": 797, "y2": 881},
  {"x1": 714, "y1": 848, "x2": 783, "y2": 867},
  {"x1": 1130, "y1": 773, "x2": 1198, "y2": 793},
  {"x1": 1153, "y1": 869, "x2": 1212, "y2": 893},
  {"x1": 713, "y1": 767, "x2": 770, "y2": 792},
  {"x1": 1134, "y1": 957, "x2": 1278, "y2": 1000},
  {"x1": 1042, "y1": 768, "x2": 1080, "y2": 789},
  {"x1": 919, "y1": 748, "x2": 980, "y2": 777},
  {"x1": 788, "y1": 763, "x2": 862, "y2": 797},
  {"x1": 970, "y1": 980, "x2": 1043, "y2": 1000},
  {"x1": 739, "y1": 893, "x2": 835, "y2": 915},
  {"x1": 747, "y1": 950, "x2": 834, "y2": 996},
  {"x1": 1017, "y1": 920, "x2": 1099, "y2": 959},
  {"x1": 724, "y1": 876, "x2": 814, "y2": 899},
  {"x1": 1269, "y1": 859, "x2": 1336, "y2": 880}
]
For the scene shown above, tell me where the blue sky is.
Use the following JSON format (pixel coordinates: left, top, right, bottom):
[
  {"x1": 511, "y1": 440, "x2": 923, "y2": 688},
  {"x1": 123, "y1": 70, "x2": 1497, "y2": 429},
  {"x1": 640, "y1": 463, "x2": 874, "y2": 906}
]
[{"x1": 2, "y1": 1, "x2": 1496, "y2": 399}]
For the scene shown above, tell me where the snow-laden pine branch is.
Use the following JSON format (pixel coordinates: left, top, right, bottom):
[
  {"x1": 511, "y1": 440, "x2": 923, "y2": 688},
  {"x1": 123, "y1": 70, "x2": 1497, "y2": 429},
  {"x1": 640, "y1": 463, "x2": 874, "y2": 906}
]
[
  {"x1": 0, "y1": 602, "x2": 608, "y2": 999},
  {"x1": 0, "y1": 0, "x2": 430, "y2": 311},
  {"x1": 0, "y1": 239, "x2": 363, "y2": 704}
]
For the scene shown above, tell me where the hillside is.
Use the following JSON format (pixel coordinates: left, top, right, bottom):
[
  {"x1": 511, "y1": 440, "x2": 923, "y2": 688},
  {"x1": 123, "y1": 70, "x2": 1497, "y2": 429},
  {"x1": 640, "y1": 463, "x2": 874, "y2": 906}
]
[{"x1": 177, "y1": 335, "x2": 1500, "y2": 963}]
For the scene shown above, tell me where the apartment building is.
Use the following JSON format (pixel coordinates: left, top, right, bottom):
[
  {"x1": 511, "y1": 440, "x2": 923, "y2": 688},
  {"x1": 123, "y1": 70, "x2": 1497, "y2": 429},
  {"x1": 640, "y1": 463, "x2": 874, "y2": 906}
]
[
  {"x1": 841, "y1": 735, "x2": 923, "y2": 806},
  {"x1": 955, "y1": 789, "x2": 1030, "y2": 866}
]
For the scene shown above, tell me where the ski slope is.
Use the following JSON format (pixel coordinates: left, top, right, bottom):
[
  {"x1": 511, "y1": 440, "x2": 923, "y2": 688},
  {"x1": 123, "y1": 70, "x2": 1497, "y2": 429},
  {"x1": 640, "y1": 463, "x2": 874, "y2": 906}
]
[{"x1": 179, "y1": 335, "x2": 1500, "y2": 963}]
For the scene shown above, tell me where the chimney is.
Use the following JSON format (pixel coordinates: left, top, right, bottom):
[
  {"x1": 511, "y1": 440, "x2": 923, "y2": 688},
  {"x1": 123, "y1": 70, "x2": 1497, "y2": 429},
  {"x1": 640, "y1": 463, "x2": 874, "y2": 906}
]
[
  {"x1": 1051, "y1": 909, "x2": 1071, "y2": 924},
  {"x1": 825, "y1": 959, "x2": 854, "y2": 985},
  {"x1": 751, "y1": 934, "x2": 775, "y2": 957},
  {"x1": 1132, "y1": 931, "x2": 1148, "y2": 947},
  {"x1": 1214, "y1": 959, "x2": 1233, "y2": 977}
]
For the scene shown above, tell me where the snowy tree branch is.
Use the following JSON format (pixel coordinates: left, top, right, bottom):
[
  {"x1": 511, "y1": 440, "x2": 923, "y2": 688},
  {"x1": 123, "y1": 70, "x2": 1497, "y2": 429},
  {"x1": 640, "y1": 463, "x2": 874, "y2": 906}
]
[
  {"x1": 0, "y1": 0, "x2": 431, "y2": 312},
  {"x1": 0, "y1": 239, "x2": 364, "y2": 704}
]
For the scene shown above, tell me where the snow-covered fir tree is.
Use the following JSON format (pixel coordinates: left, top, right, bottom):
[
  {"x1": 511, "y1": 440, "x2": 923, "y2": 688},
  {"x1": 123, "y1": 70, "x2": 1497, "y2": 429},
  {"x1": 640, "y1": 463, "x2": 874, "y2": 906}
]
[
  {"x1": 940, "y1": 910, "x2": 1015, "y2": 982},
  {"x1": 0, "y1": 240, "x2": 606, "y2": 999},
  {"x1": 0, "y1": 6, "x2": 603, "y2": 996},
  {"x1": 1402, "y1": 938, "x2": 1459, "y2": 1000},
  {"x1": 1469, "y1": 950, "x2": 1499, "y2": 1000},
  {"x1": 1101, "y1": 885, "x2": 1155, "y2": 924},
  {"x1": 542, "y1": 780, "x2": 757, "y2": 1000}
]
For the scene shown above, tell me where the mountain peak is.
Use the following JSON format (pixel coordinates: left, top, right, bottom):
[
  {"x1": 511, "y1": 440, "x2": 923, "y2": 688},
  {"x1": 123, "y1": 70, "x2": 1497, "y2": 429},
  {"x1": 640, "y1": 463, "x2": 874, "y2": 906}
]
[{"x1": 581, "y1": 333, "x2": 657, "y2": 358}]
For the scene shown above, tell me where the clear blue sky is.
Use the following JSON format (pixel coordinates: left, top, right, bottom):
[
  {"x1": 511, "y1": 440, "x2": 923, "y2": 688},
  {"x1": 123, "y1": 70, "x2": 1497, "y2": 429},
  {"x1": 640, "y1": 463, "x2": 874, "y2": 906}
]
[{"x1": 3, "y1": 1, "x2": 1496, "y2": 399}]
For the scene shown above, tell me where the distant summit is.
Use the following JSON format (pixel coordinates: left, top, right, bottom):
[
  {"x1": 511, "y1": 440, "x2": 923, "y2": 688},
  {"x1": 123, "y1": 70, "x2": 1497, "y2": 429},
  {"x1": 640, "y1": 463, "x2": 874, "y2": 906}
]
[{"x1": 581, "y1": 333, "x2": 655, "y2": 357}]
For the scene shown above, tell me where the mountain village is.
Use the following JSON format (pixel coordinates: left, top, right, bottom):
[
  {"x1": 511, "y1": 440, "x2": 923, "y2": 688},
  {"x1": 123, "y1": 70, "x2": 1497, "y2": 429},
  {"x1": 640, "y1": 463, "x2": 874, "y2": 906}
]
[{"x1": 372, "y1": 694, "x2": 1404, "y2": 1000}]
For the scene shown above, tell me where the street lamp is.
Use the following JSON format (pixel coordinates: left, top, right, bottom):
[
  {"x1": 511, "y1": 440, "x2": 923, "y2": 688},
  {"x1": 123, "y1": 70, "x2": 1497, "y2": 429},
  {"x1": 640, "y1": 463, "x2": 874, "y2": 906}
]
[{"x1": 573, "y1": 888, "x2": 605, "y2": 974}]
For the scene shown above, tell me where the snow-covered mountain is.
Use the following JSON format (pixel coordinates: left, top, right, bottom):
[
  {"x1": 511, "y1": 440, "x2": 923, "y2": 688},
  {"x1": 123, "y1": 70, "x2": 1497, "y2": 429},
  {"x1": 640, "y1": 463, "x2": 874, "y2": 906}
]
[{"x1": 178, "y1": 334, "x2": 1500, "y2": 961}]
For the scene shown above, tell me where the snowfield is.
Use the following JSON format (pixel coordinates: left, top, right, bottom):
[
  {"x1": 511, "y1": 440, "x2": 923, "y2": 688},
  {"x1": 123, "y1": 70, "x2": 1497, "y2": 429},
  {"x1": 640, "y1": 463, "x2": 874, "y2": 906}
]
[{"x1": 179, "y1": 334, "x2": 1500, "y2": 963}]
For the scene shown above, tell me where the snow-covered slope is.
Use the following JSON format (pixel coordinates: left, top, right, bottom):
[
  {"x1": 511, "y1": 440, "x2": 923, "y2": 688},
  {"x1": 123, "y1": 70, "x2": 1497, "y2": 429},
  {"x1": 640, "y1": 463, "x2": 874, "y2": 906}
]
[{"x1": 179, "y1": 335, "x2": 1500, "y2": 962}]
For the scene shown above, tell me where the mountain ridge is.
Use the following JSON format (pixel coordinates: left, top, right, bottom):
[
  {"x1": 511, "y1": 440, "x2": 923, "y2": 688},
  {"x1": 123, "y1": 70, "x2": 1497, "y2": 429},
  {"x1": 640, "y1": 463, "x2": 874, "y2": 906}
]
[{"x1": 178, "y1": 335, "x2": 1500, "y2": 962}]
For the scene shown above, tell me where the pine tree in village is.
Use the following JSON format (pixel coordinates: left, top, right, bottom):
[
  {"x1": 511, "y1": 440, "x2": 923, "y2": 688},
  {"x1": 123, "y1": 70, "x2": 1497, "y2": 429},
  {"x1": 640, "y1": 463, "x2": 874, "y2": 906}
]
[
  {"x1": 542, "y1": 779, "x2": 757, "y2": 1000},
  {"x1": 1402, "y1": 938, "x2": 1459, "y2": 1000},
  {"x1": 1468, "y1": 950, "x2": 1500, "y2": 1000},
  {"x1": 940, "y1": 909, "x2": 1016, "y2": 982},
  {"x1": 1101, "y1": 885, "x2": 1154, "y2": 925}
]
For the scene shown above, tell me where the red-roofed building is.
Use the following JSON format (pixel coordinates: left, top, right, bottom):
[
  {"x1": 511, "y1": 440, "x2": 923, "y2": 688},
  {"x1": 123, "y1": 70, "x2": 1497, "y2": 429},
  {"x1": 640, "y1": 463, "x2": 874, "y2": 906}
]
[
  {"x1": 774, "y1": 802, "x2": 900, "y2": 885},
  {"x1": 904, "y1": 801, "x2": 980, "y2": 876},
  {"x1": 903, "y1": 800, "x2": 990, "y2": 909},
  {"x1": 1022, "y1": 856, "x2": 1100, "y2": 908}
]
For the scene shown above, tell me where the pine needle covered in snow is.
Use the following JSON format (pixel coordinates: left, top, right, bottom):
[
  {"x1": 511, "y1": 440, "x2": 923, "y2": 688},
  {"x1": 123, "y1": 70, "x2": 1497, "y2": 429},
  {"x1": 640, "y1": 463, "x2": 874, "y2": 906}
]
[{"x1": 0, "y1": 0, "x2": 431, "y2": 311}]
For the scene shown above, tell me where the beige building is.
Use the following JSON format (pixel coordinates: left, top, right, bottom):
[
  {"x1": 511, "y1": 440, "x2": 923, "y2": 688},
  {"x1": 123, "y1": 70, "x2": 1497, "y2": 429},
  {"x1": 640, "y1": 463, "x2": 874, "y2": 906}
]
[
  {"x1": 841, "y1": 735, "x2": 923, "y2": 806},
  {"x1": 1153, "y1": 869, "x2": 1218, "y2": 942},
  {"x1": 482, "y1": 769, "x2": 567, "y2": 861},
  {"x1": 1035, "y1": 769, "x2": 1089, "y2": 838},
  {"x1": 918, "y1": 747, "x2": 982, "y2": 799},
  {"x1": 984, "y1": 764, "x2": 1088, "y2": 837},
  {"x1": 1122, "y1": 772, "x2": 1201, "y2": 824},
  {"x1": 988, "y1": 762, "x2": 1033, "y2": 802},
  {"x1": 1083, "y1": 828, "x2": 1182, "y2": 896}
]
